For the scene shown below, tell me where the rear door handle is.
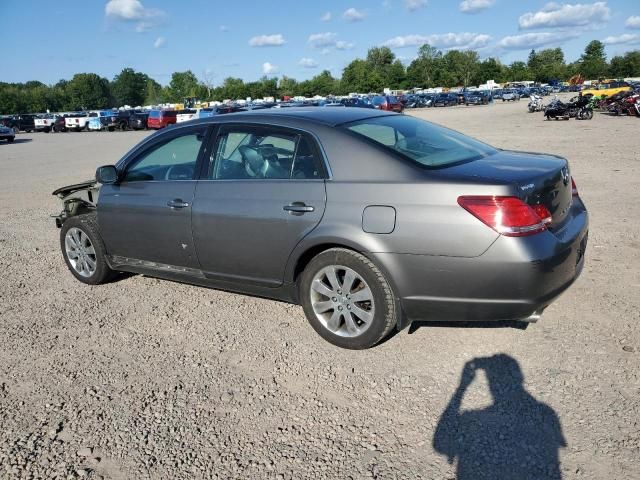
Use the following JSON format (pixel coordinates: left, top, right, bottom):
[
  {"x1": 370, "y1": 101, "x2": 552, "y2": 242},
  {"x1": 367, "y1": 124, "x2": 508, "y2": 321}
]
[
  {"x1": 167, "y1": 199, "x2": 190, "y2": 209},
  {"x1": 283, "y1": 202, "x2": 315, "y2": 214}
]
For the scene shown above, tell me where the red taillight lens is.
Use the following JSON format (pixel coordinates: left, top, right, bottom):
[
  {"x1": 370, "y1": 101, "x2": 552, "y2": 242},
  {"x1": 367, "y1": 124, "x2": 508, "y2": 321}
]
[
  {"x1": 571, "y1": 177, "x2": 579, "y2": 197},
  {"x1": 458, "y1": 196, "x2": 550, "y2": 237}
]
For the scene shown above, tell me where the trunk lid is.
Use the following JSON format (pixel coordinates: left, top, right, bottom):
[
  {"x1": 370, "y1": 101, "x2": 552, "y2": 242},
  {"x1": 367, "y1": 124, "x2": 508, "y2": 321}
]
[{"x1": 434, "y1": 150, "x2": 573, "y2": 228}]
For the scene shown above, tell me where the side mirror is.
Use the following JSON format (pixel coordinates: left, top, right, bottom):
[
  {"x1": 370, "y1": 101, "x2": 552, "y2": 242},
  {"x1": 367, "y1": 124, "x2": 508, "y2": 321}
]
[{"x1": 96, "y1": 165, "x2": 118, "y2": 184}]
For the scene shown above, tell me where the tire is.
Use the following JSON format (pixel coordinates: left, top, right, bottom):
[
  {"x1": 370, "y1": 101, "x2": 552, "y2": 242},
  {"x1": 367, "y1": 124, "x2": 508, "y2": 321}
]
[
  {"x1": 60, "y1": 214, "x2": 116, "y2": 285},
  {"x1": 299, "y1": 248, "x2": 398, "y2": 349},
  {"x1": 7, "y1": 137, "x2": 14, "y2": 143}
]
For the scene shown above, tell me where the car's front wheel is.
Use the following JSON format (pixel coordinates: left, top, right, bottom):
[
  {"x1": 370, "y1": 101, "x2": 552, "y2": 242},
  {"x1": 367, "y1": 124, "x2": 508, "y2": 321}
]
[
  {"x1": 299, "y1": 248, "x2": 398, "y2": 349},
  {"x1": 60, "y1": 214, "x2": 115, "y2": 285}
]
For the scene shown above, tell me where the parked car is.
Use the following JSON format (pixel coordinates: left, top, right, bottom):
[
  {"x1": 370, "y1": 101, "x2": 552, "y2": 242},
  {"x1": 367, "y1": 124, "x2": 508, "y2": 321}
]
[
  {"x1": 65, "y1": 113, "x2": 91, "y2": 132},
  {"x1": 1, "y1": 114, "x2": 36, "y2": 133},
  {"x1": 464, "y1": 91, "x2": 489, "y2": 105},
  {"x1": 34, "y1": 114, "x2": 62, "y2": 133},
  {"x1": 87, "y1": 111, "x2": 117, "y2": 132},
  {"x1": 52, "y1": 108, "x2": 588, "y2": 349},
  {"x1": 147, "y1": 109, "x2": 177, "y2": 129},
  {"x1": 128, "y1": 112, "x2": 149, "y2": 130},
  {"x1": 371, "y1": 95, "x2": 404, "y2": 113},
  {"x1": 433, "y1": 93, "x2": 458, "y2": 107},
  {"x1": 176, "y1": 109, "x2": 198, "y2": 123},
  {"x1": 340, "y1": 98, "x2": 374, "y2": 109},
  {"x1": 0, "y1": 125, "x2": 15, "y2": 142},
  {"x1": 502, "y1": 89, "x2": 520, "y2": 102},
  {"x1": 581, "y1": 81, "x2": 632, "y2": 99}
]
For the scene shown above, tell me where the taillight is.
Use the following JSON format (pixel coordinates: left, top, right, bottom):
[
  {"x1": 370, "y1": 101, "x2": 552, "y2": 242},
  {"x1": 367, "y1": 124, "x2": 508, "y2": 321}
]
[
  {"x1": 457, "y1": 196, "x2": 551, "y2": 237},
  {"x1": 571, "y1": 177, "x2": 579, "y2": 197}
]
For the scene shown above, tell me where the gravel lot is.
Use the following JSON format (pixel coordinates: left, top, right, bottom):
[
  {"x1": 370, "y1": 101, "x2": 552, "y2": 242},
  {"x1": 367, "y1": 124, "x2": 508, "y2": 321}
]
[{"x1": 1, "y1": 100, "x2": 638, "y2": 479}]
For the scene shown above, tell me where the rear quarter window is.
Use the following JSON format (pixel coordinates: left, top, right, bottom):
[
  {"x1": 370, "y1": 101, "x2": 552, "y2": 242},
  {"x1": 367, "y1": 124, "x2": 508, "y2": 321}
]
[{"x1": 344, "y1": 115, "x2": 496, "y2": 168}]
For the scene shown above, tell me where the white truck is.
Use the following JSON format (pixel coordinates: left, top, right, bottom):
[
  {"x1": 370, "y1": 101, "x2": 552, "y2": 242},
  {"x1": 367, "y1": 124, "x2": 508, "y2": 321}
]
[
  {"x1": 65, "y1": 113, "x2": 93, "y2": 132},
  {"x1": 34, "y1": 115, "x2": 61, "y2": 133},
  {"x1": 176, "y1": 109, "x2": 197, "y2": 123}
]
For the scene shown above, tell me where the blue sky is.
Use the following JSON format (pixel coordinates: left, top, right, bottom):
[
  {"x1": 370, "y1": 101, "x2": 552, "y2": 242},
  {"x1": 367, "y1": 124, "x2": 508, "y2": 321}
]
[{"x1": 1, "y1": 1, "x2": 639, "y2": 85}]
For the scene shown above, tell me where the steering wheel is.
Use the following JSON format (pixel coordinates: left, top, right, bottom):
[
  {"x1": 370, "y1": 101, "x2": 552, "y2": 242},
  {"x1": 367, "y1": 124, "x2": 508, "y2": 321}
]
[{"x1": 165, "y1": 164, "x2": 193, "y2": 181}]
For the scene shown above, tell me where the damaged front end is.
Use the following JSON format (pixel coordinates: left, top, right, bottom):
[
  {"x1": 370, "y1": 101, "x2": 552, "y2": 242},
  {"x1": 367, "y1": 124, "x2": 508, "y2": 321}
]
[{"x1": 52, "y1": 180, "x2": 100, "y2": 228}]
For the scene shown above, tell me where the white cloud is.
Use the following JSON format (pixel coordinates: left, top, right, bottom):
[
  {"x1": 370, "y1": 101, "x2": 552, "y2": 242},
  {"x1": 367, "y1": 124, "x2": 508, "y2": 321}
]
[
  {"x1": 153, "y1": 36, "x2": 165, "y2": 48},
  {"x1": 405, "y1": 0, "x2": 427, "y2": 12},
  {"x1": 299, "y1": 58, "x2": 319, "y2": 68},
  {"x1": 320, "y1": 48, "x2": 331, "y2": 55},
  {"x1": 308, "y1": 32, "x2": 337, "y2": 47},
  {"x1": 336, "y1": 40, "x2": 355, "y2": 50},
  {"x1": 321, "y1": 11, "x2": 332, "y2": 21},
  {"x1": 383, "y1": 32, "x2": 491, "y2": 49},
  {"x1": 249, "y1": 34, "x2": 285, "y2": 47},
  {"x1": 498, "y1": 31, "x2": 581, "y2": 49},
  {"x1": 626, "y1": 16, "x2": 640, "y2": 29},
  {"x1": 343, "y1": 7, "x2": 366, "y2": 22},
  {"x1": 459, "y1": 0, "x2": 495, "y2": 14},
  {"x1": 105, "y1": 0, "x2": 165, "y2": 32},
  {"x1": 219, "y1": 25, "x2": 229, "y2": 32},
  {"x1": 262, "y1": 62, "x2": 278, "y2": 74},
  {"x1": 602, "y1": 33, "x2": 640, "y2": 45},
  {"x1": 518, "y1": 2, "x2": 610, "y2": 29}
]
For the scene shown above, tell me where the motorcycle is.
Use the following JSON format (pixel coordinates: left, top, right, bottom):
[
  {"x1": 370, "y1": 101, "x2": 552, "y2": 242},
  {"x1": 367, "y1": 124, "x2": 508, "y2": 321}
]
[
  {"x1": 545, "y1": 95, "x2": 592, "y2": 120},
  {"x1": 528, "y1": 94, "x2": 544, "y2": 112}
]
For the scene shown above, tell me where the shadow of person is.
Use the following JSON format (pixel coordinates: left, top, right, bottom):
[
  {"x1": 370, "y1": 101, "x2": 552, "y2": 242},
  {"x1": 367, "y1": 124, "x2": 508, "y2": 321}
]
[{"x1": 433, "y1": 354, "x2": 566, "y2": 480}]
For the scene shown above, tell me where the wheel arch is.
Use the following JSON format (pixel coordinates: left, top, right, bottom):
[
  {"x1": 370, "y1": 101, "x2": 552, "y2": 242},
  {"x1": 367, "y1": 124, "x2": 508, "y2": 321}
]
[{"x1": 287, "y1": 239, "x2": 410, "y2": 331}]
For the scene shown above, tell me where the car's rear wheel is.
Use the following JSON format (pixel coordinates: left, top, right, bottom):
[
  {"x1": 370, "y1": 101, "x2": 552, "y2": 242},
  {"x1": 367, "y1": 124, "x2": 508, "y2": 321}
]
[
  {"x1": 299, "y1": 248, "x2": 397, "y2": 349},
  {"x1": 7, "y1": 137, "x2": 14, "y2": 143},
  {"x1": 60, "y1": 214, "x2": 115, "y2": 285}
]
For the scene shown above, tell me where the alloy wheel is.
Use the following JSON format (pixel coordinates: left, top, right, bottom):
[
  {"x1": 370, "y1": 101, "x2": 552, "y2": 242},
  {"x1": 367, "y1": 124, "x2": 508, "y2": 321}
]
[
  {"x1": 310, "y1": 265, "x2": 375, "y2": 337},
  {"x1": 64, "y1": 227, "x2": 97, "y2": 278}
]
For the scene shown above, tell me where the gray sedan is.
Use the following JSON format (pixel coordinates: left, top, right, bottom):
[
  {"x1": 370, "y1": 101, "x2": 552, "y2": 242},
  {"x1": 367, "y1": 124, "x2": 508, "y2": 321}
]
[{"x1": 53, "y1": 108, "x2": 588, "y2": 349}]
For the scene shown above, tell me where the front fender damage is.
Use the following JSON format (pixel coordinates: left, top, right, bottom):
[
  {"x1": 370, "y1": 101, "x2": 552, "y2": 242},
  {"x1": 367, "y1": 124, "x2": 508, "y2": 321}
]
[{"x1": 52, "y1": 180, "x2": 100, "y2": 228}]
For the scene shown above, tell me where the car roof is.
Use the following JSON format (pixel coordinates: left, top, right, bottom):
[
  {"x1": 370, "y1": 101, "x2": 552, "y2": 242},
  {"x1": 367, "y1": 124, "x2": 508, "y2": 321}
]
[{"x1": 189, "y1": 107, "x2": 397, "y2": 127}]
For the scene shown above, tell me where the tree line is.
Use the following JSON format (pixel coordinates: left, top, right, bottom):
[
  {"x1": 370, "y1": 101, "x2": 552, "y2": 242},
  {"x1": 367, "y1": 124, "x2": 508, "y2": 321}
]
[{"x1": 1, "y1": 40, "x2": 639, "y2": 114}]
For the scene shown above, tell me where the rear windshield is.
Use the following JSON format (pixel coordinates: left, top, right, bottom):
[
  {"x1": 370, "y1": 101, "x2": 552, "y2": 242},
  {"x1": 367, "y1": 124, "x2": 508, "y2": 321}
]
[
  {"x1": 344, "y1": 115, "x2": 497, "y2": 168},
  {"x1": 149, "y1": 110, "x2": 160, "y2": 118}
]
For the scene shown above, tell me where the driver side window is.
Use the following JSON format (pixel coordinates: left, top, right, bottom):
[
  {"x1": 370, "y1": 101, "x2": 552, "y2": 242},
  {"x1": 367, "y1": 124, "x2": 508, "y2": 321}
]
[{"x1": 124, "y1": 129, "x2": 206, "y2": 182}]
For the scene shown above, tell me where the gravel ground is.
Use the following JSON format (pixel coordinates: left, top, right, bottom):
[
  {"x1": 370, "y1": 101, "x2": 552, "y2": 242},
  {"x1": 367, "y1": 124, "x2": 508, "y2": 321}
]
[{"x1": 0, "y1": 100, "x2": 638, "y2": 479}]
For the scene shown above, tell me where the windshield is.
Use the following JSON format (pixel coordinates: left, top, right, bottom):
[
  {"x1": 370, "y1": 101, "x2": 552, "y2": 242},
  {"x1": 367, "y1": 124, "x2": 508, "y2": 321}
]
[{"x1": 344, "y1": 115, "x2": 497, "y2": 168}]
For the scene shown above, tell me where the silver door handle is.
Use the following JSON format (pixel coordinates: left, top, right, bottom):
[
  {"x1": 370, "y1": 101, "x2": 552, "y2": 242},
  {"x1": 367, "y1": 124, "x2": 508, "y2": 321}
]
[
  {"x1": 167, "y1": 199, "x2": 190, "y2": 209},
  {"x1": 283, "y1": 203, "x2": 315, "y2": 213}
]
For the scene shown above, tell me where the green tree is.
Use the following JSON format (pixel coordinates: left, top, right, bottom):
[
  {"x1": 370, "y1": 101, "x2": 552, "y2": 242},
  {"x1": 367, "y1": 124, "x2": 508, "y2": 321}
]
[
  {"x1": 505, "y1": 61, "x2": 532, "y2": 82},
  {"x1": 443, "y1": 50, "x2": 479, "y2": 87},
  {"x1": 407, "y1": 44, "x2": 443, "y2": 88},
  {"x1": 475, "y1": 58, "x2": 505, "y2": 85},
  {"x1": 278, "y1": 76, "x2": 298, "y2": 97},
  {"x1": 527, "y1": 48, "x2": 566, "y2": 82},
  {"x1": 111, "y1": 68, "x2": 149, "y2": 107},
  {"x1": 168, "y1": 71, "x2": 199, "y2": 102},
  {"x1": 66, "y1": 73, "x2": 112, "y2": 110},
  {"x1": 143, "y1": 77, "x2": 163, "y2": 105},
  {"x1": 578, "y1": 40, "x2": 608, "y2": 80},
  {"x1": 609, "y1": 51, "x2": 640, "y2": 78}
]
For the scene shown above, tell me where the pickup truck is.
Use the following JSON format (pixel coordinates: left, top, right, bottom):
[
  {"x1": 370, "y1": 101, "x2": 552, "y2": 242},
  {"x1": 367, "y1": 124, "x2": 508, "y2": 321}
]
[
  {"x1": 176, "y1": 109, "x2": 197, "y2": 123},
  {"x1": 65, "y1": 113, "x2": 91, "y2": 131},
  {"x1": 1, "y1": 114, "x2": 36, "y2": 133},
  {"x1": 35, "y1": 114, "x2": 64, "y2": 133},
  {"x1": 87, "y1": 111, "x2": 118, "y2": 131}
]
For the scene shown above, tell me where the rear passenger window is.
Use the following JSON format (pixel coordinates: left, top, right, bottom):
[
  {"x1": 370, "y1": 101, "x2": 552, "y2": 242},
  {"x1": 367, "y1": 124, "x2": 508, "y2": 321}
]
[{"x1": 212, "y1": 128, "x2": 323, "y2": 180}]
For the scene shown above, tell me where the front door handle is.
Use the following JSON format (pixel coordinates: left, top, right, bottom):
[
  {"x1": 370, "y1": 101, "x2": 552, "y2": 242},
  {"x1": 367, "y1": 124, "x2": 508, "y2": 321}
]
[
  {"x1": 283, "y1": 202, "x2": 315, "y2": 214},
  {"x1": 167, "y1": 199, "x2": 190, "y2": 209}
]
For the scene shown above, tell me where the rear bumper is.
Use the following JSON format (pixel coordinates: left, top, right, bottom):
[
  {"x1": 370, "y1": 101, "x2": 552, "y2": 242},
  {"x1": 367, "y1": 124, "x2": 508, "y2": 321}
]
[
  {"x1": 0, "y1": 133, "x2": 15, "y2": 140},
  {"x1": 373, "y1": 201, "x2": 588, "y2": 323}
]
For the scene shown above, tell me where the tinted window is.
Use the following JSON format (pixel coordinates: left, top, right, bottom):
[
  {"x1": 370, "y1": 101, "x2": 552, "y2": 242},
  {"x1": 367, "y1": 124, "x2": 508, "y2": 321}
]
[
  {"x1": 345, "y1": 115, "x2": 496, "y2": 168},
  {"x1": 124, "y1": 129, "x2": 206, "y2": 182},
  {"x1": 211, "y1": 128, "x2": 322, "y2": 180},
  {"x1": 149, "y1": 111, "x2": 160, "y2": 118}
]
